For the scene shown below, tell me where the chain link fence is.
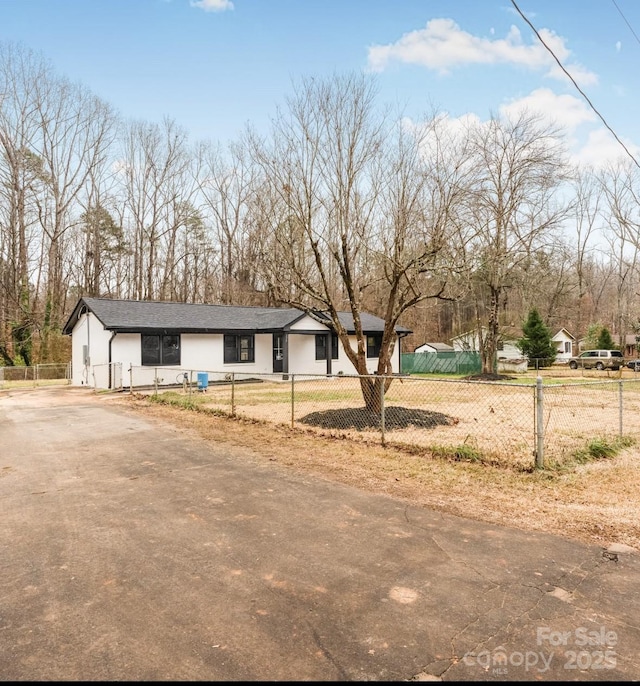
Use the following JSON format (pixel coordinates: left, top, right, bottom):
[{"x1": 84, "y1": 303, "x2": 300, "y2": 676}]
[
  {"x1": 0, "y1": 363, "x2": 71, "y2": 389},
  {"x1": 129, "y1": 366, "x2": 640, "y2": 470}
]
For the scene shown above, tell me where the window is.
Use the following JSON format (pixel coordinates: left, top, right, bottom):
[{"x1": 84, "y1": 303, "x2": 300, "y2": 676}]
[
  {"x1": 224, "y1": 334, "x2": 254, "y2": 363},
  {"x1": 141, "y1": 334, "x2": 180, "y2": 366},
  {"x1": 331, "y1": 333, "x2": 339, "y2": 360},
  {"x1": 366, "y1": 334, "x2": 382, "y2": 359},
  {"x1": 315, "y1": 333, "x2": 339, "y2": 360},
  {"x1": 315, "y1": 334, "x2": 327, "y2": 361}
]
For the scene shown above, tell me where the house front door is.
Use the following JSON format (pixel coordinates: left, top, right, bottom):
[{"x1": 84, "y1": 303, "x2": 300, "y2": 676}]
[{"x1": 273, "y1": 333, "x2": 284, "y2": 373}]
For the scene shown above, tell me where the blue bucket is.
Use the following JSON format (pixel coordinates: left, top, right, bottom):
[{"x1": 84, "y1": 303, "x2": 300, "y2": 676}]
[{"x1": 197, "y1": 372, "x2": 208, "y2": 391}]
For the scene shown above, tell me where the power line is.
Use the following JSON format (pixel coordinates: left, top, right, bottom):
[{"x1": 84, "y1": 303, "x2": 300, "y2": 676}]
[
  {"x1": 612, "y1": 0, "x2": 640, "y2": 49},
  {"x1": 509, "y1": 0, "x2": 640, "y2": 170}
]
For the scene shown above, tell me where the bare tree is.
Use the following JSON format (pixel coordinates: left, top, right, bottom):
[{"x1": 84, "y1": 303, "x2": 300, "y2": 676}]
[
  {"x1": 0, "y1": 43, "x2": 50, "y2": 364},
  {"x1": 567, "y1": 167, "x2": 605, "y2": 337},
  {"x1": 463, "y1": 112, "x2": 569, "y2": 374},
  {"x1": 33, "y1": 69, "x2": 116, "y2": 358},
  {"x1": 248, "y1": 74, "x2": 472, "y2": 410},
  {"x1": 196, "y1": 140, "x2": 260, "y2": 304},
  {"x1": 121, "y1": 117, "x2": 191, "y2": 300},
  {"x1": 599, "y1": 161, "x2": 640, "y2": 348}
]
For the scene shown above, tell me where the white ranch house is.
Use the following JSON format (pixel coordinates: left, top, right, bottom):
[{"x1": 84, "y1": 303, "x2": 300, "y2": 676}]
[
  {"x1": 450, "y1": 326, "x2": 575, "y2": 370},
  {"x1": 450, "y1": 329, "x2": 522, "y2": 360},
  {"x1": 62, "y1": 297, "x2": 411, "y2": 390}
]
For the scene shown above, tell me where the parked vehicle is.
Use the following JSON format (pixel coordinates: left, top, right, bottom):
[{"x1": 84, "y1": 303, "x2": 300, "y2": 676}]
[
  {"x1": 568, "y1": 349, "x2": 624, "y2": 370},
  {"x1": 626, "y1": 359, "x2": 640, "y2": 371}
]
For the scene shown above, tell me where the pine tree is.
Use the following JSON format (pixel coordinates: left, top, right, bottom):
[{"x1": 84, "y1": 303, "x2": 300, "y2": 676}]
[
  {"x1": 517, "y1": 308, "x2": 557, "y2": 367},
  {"x1": 596, "y1": 327, "x2": 616, "y2": 350}
]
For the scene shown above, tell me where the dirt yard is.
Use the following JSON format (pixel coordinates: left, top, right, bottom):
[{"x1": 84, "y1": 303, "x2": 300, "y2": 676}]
[
  {"x1": 117, "y1": 388, "x2": 640, "y2": 552},
  {"x1": 151, "y1": 371, "x2": 640, "y2": 471}
]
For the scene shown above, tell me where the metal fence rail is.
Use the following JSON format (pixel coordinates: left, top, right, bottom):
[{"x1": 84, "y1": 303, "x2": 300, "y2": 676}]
[
  {"x1": 128, "y1": 366, "x2": 640, "y2": 470},
  {"x1": 0, "y1": 363, "x2": 71, "y2": 389},
  {"x1": 92, "y1": 362, "x2": 124, "y2": 391}
]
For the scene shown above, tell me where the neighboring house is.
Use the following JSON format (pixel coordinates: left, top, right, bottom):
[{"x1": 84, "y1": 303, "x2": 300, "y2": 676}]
[
  {"x1": 413, "y1": 342, "x2": 454, "y2": 353},
  {"x1": 577, "y1": 334, "x2": 636, "y2": 357},
  {"x1": 613, "y1": 334, "x2": 638, "y2": 357},
  {"x1": 450, "y1": 328, "x2": 522, "y2": 360},
  {"x1": 62, "y1": 297, "x2": 411, "y2": 389},
  {"x1": 552, "y1": 328, "x2": 575, "y2": 363}
]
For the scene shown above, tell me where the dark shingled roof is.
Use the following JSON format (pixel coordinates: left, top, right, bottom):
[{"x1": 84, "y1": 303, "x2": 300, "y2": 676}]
[{"x1": 62, "y1": 298, "x2": 412, "y2": 336}]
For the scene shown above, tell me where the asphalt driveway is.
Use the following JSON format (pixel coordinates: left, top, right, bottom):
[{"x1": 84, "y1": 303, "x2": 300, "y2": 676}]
[{"x1": 1, "y1": 387, "x2": 639, "y2": 681}]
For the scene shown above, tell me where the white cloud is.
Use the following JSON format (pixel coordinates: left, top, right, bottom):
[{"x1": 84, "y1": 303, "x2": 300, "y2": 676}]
[
  {"x1": 499, "y1": 88, "x2": 596, "y2": 132},
  {"x1": 190, "y1": 0, "x2": 234, "y2": 12},
  {"x1": 571, "y1": 127, "x2": 640, "y2": 169},
  {"x1": 616, "y1": 40, "x2": 622, "y2": 53},
  {"x1": 367, "y1": 18, "x2": 597, "y2": 87},
  {"x1": 405, "y1": 103, "x2": 636, "y2": 173}
]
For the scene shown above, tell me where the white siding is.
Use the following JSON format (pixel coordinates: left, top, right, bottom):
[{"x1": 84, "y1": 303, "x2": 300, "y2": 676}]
[
  {"x1": 70, "y1": 312, "x2": 111, "y2": 386},
  {"x1": 289, "y1": 315, "x2": 329, "y2": 331},
  {"x1": 112, "y1": 334, "x2": 142, "y2": 367},
  {"x1": 287, "y1": 332, "x2": 402, "y2": 376},
  {"x1": 288, "y1": 333, "x2": 328, "y2": 375},
  {"x1": 452, "y1": 333, "x2": 477, "y2": 352},
  {"x1": 497, "y1": 342, "x2": 523, "y2": 361},
  {"x1": 181, "y1": 334, "x2": 222, "y2": 372},
  {"x1": 70, "y1": 312, "x2": 88, "y2": 386},
  {"x1": 414, "y1": 344, "x2": 437, "y2": 353},
  {"x1": 111, "y1": 334, "x2": 145, "y2": 385},
  {"x1": 453, "y1": 332, "x2": 523, "y2": 360},
  {"x1": 125, "y1": 333, "x2": 276, "y2": 387},
  {"x1": 552, "y1": 332, "x2": 574, "y2": 362},
  {"x1": 73, "y1": 313, "x2": 405, "y2": 389}
]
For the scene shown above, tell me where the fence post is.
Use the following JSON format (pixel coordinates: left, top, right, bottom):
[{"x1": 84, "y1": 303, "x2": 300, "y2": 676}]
[
  {"x1": 129, "y1": 366, "x2": 133, "y2": 394},
  {"x1": 154, "y1": 368, "x2": 158, "y2": 397},
  {"x1": 231, "y1": 372, "x2": 236, "y2": 416},
  {"x1": 535, "y1": 376, "x2": 544, "y2": 469},
  {"x1": 291, "y1": 374, "x2": 295, "y2": 429},
  {"x1": 188, "y1": 370, "x2": 193, "y2": 399},
  {"x1": 619, "y1": 380, "x2": 623, "y2": 437},
  {"x1": 380, "y1": 378, "x2": 386, "y2": 447}
]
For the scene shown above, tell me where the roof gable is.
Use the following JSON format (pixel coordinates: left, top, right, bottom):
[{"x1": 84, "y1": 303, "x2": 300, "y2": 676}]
[
  {"x1": 552, "y1": 328, "x2": 575, "y2": 341},
  {"x1": 415, "y1": 342, "x2": 454, "y2": 352}
]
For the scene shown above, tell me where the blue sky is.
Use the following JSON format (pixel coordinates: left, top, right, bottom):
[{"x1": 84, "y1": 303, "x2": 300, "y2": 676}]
[{"x1": 2, "y1": 0, "x2": 639, "y2": 166}]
